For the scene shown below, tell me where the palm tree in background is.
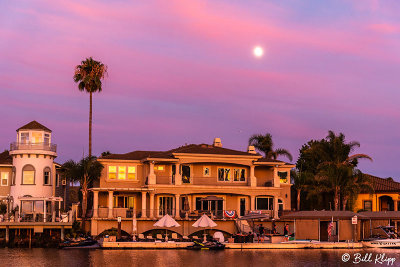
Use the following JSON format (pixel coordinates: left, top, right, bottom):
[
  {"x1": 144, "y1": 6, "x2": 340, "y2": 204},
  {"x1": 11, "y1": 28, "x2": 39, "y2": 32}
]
[
  {"x1": 248, "y1": 133, "x2": 293, "y2": 161},
  {"x1": 341, "y1": 169, "x2": 374, "y2": 211},
  {"x1": 291, "y1": 169, "x2": 313, "y2": 211},
  {"x1": 63, "y1": 156, "x2": 104, "y2": 228},
  {"x1": 73, "y1": 57, "x2": 107, "y2": 158}
]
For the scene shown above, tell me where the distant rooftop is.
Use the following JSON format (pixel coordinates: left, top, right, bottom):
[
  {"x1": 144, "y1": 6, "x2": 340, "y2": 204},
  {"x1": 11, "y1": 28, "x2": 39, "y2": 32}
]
[
  {"x1": 17, "y1": 121, "x2": 52, "y2": 132},
  {"x1": 0, "y1": 151, "x2": 12, "y2": 165}
]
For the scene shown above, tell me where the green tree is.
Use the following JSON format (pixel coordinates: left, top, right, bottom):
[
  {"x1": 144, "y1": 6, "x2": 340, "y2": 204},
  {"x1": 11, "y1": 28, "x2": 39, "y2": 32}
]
[
  {"x1": 306, "y1": 131, "x2": 372, "y2": 210},
  {"x1": 73, "y1": 57, "x2": 107, "y2": 158},
  {"x1": 248, "y1": 133, "x2": 293, "y2": 161},
  {"x1": 341, "y1": 169, "x2": 374, "y2": 210},
  {"x1": 63, "y1": 156, "x2": 104, "y2": 228},
  {"x1": 291, "y1": 169, "x2": 313, "y2": 211}
]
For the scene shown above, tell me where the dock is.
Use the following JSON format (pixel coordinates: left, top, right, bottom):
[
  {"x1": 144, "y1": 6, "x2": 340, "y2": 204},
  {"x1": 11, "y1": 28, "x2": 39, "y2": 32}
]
[{"x1": 100, "y1": 241, "x2": 363, "y2": 249}]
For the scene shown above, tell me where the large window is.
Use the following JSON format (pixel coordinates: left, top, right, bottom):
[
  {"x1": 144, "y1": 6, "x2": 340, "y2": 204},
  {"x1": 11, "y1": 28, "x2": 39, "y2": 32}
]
[
  {"x1": 43, "y1": 167, "x2": 51, "y2": 185},
  {"x1": 233, "y1": 168, "x2": 246, "y2": 181},
  {"x1": 278, "y1": 171, "x2": 288, "y2": 183},
  {"x1": 113, "y1": 196, "x2": 134, "y2": 208},
  {"x1": 256, "y1": 197, "x2": 274, "y2": 210},
  {"x1": 20, "y1": 132, "x2": 29, "y2": 143},
  {"x1": 182, "y1": 165, "x2": 191, "y2": 184},
  {"x1": 118, "y1": 166, "x2": 126, "y2": 180},
  {"x1": 364, "y1": 200, "x2": 372, "y2": 211},
  {"x1": 218, "y1": 168, "x2": 231, "y2": 181},
  {"x1": 1, "y1": 172, "x2": 8, "y2": 186},
  {"x1": 108, "y1": 166, "x2": 117, "y2": 179},
  {"x1": 127, "y1": 167, "x2": 136, "y2": 180},
  {"x1": 22, "y1": 165, "x2": 35, "y2": 185},
  {"x1": 31, "y1": 132, "x2": 42, "y2": 143},
  {"x1": 159, "y1": 196, "x2": 174, "y2": 216}
]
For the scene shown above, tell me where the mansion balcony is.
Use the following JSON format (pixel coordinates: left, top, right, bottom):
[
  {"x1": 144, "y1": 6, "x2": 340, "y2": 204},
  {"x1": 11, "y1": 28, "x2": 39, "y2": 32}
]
[{"x1": 10, "y1": 142, "x2": 57, "y2": 153}]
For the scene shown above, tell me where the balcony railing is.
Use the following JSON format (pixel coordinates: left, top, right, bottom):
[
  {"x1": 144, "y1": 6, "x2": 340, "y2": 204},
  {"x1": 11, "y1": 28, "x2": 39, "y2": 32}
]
[{"x1": 10, "y1": 142, "x2": 57, "y2": 152}]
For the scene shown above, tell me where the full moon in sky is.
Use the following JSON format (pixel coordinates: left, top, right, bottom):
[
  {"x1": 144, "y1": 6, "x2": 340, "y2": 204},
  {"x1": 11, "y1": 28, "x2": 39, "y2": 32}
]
[{"x1": 253, "y1": 46, "x2": 264, "y2": 58}]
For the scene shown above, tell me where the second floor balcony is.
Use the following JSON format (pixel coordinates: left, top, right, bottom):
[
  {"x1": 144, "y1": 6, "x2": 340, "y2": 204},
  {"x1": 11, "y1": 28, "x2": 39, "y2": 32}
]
[{"x1": 10, "y1": 142, "x2": 57, "y2": 153}]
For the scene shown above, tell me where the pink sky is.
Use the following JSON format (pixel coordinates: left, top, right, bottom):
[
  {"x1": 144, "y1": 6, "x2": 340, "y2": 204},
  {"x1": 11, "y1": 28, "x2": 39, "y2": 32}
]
[{"x1": 1, "y1": 0, "x2": 400, "y2": 179}]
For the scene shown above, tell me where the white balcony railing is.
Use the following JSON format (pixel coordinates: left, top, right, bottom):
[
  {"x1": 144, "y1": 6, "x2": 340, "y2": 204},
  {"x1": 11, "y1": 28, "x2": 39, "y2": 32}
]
[{"x1": 10, "y1": 142, "x2": 57, "y2": 152}]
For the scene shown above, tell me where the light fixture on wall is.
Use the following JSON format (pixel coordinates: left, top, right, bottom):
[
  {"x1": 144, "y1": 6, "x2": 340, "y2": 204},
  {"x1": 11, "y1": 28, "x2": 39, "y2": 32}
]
[{"x1": 285, "y1": 194, "x2": 287, "y2": 198}]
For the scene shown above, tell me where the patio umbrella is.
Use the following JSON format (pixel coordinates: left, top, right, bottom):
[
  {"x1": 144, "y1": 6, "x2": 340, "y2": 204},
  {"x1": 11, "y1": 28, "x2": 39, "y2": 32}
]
[
  {"x1": 153, "y1": 214, "x2": 181, "y2": 241},
  {"x1": 238, "y1": 212, "x2": 269, "y2": 233},
  {"x1": 192, "y1": 214, "x2": 217, "y2": 242}
]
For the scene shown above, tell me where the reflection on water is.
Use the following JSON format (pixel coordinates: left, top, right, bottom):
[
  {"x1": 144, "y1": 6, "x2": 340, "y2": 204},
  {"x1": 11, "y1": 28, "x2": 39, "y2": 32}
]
[{"x1": 0, "y1": 248, "x2": 398, "y2": 267}]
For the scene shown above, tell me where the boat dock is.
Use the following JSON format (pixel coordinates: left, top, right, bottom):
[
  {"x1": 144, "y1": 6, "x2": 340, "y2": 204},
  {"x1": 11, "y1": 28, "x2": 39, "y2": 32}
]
[{"x1": 100, "y1": 241, "x2": 363, "y2": 249}]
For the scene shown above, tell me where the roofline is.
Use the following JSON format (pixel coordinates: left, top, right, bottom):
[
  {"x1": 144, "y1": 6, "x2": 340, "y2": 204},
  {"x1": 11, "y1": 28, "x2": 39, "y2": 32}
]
[
  {"x1": 142, "y1": 158, "x2": 179, "y2": 162},
  {"x1": 97, "y1": 159, "x2": 142, "y2": 163},
  {"x1": 0, "y1": 164, "x2": 12, "y2": 167},
  {"x1": 172, "y1": 153, "x2": 262, "y2": 159}
]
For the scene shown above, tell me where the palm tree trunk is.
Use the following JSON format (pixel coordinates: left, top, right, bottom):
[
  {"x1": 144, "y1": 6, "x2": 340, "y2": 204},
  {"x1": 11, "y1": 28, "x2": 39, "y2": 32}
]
[
  {"x1": 81, "y1": 176, "x2": 88, "y2": 232},
  {"x1": 89, "y1": 91, "x2": 92, "y2": 158},
  {"x1": 334, "y1": 186, "x2": 340, "y2": 211},
  {"x1": 297, "y1": 189, "x2": 301, "y2": 211},
  {"x1": 342, "y1": 196, "x2": 348, "y2": 211}
]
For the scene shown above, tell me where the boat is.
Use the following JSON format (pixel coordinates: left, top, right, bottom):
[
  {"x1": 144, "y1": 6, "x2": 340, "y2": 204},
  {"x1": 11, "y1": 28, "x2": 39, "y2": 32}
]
[
  {"x1": 362, "y1": 226, "x2": 400, "y2": 248},
  {"x1": 59, "y1": 237, "x2": 100, "y2": 249},
  {"x1": 186, "y1": 240, "x2": 225, "y2": 250}
]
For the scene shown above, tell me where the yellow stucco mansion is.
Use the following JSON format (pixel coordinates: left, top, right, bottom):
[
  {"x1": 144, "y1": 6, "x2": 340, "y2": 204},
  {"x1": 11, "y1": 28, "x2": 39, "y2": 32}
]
[
  {"x1": 353, "y1": 175, "x2": 400, "y2": 212},
  {"x1": 89, "y1": 138, "x2": 294, "y2": 236}
]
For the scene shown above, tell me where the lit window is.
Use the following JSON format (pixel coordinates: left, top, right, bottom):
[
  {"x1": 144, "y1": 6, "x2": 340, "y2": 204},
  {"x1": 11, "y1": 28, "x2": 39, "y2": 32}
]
[
  {"x1": 204, "y1": 167, "x2": 210, "y2": 177},
  {"x1": 278, "y1": 171, "x2": 288, "y2": 183},
  {"x1": 1, "y1": 172, "x2": 8, "y2": 186},
  {"x1": 108, "y1": 166, "x2": 116, "y2": 179},
  {"x1": 155, "y1": 165, "x2": 165, "y2": 171},
  {"x1": 233, "y1": 169, "x2": 245, "y2": 181},
  {"x1": 218, "y1": 168, "x2": 231, "y2": 181},
  {"x1": 31, "y1": 132, "x2": 42, "y2": 143},
  {"x1": 43, "y1": 167, "x2": 51, "y2": 185},
  {"x1": 127, "y1": 167, "x2": 136, "y2": 180},
  {"x1": 118, "y1": 166, "x2": 126, "y2": 180}
]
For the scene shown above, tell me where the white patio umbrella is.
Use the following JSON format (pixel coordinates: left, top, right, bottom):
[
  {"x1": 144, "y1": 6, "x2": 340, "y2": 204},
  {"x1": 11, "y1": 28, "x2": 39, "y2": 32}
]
[
  {"x1": 192, "y1": 214, "x2": 217, "y2": 242},
  {"x1": 153, "y1": 214, "x2": 180, "y2": 241}
]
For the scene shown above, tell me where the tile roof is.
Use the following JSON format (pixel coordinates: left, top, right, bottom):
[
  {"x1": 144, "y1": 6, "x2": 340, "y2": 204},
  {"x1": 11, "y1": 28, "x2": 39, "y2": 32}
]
[
  {"x1": 0, "y1": 150, "x2": 12, "y2": 165},
  {"x1": 281, "y1": 210, "x2": 363, "y2": 220},
  {"x1": 17, "y1": 121, "x2": 52, "y2": 132},
  {"x1": 366, "y1": 174, "x2": 400, "y2": 192},
  {"x1": 358, "y1": 211, "x2": 400, "y2": 219},
  {"x1": 99, "y1": 144, "x2": 261, "y2": 161}
]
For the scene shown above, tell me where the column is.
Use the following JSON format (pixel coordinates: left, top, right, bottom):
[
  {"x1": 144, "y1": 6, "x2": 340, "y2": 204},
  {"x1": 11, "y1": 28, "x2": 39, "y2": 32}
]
[
  {"x1": 51, "y1": 200, "x2": 56, "y2": 222},
  {"x1": 141, "y1": 192, "x2": 147, "y2": 218},
  {"x1": 61, "y1": 226, "x2": 65, "y2": 241},
  {"x1": 108, "y1": 191, "x2": 114, "y2": 219},
  {"x1": 273, "y1": 197, "x2": 279, "y2": 219},
  {"x1": 93, "y1": 191, "x2": 99, "y2": 218},
  {"x1": 148, "y1": 162, "x2": 156, "y2": 185},
  {"x1": 395, "y1": 200, "x2": 398, "y2": 211},
  {"x1": 237, "y1": 197, "x2": 241, "y2": 216},
  {"x1": 249, "y1": 165, "x2": 256, "y2": 187},
  {"x1": 149, "y1": 193, "x2": 155, "y2": 219},
  {"x1": 43, "y1": 200, "x2": 46, "y2": 222},
  {"x1": 175, "y1": 164, "x2": 182, "y2": 185},
  {"x1": 175, "y1": 194, "x2": 181, "y2": 219},
  {"x1": 273, "y1": 167, "x2": 280, "y2": 188},
  {"x1": 250, "y1": 195, "x2": 255, "y2": 211}
]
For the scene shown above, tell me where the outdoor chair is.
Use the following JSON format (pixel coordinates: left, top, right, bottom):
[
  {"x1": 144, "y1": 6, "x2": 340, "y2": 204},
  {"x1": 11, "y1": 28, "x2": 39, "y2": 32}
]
[
  {"x1": 182, "y1": 236, "x2": 190, "y2": 242},
  {"x1": 171, "y1": 233, "x2": 179, "y2": 241},
  {"x1": 192, "y1": 236, "x2": 200, "y2": 241},
  {"x1": 138, "y1": 234, "x2": 145, "y2": 241},
  {"x1": 156, "y1": 234, "x2": 164, "y2": 241},
  {"x1": 146, "y1": 235, "x2": 154, "y2": 242}
]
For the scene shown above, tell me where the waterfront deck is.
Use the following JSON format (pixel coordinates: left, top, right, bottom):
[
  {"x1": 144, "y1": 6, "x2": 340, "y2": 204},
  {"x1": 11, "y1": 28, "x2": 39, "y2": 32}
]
[{"x1": 100, "y1": 241, "x2": 362, "y2": 249}]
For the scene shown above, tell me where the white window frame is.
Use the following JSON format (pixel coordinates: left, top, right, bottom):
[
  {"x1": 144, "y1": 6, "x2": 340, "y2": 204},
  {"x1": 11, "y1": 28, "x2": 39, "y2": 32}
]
[
  {"x1": 127, "y1": 166, "x2": 137, "y2": 180},
  {"x1": 1, "y1": 172, "x2": 8, "y2": 186},
  {"x1": 233, "y1": 168, "x2": 246, "y2": 182},
  {"x1": 108, "y1": 166, "x2": 117, "y2": 180},
  {"x1": 217, "y1": 167, "x2": 231, "y2": 182},
  {"x1": 203, "y1": 166, "x2": 211, "y2": 177}
]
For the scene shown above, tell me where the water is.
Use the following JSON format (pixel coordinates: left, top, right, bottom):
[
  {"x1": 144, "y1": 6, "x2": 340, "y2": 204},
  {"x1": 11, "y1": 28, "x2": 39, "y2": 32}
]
[{"x1": 0, "y1": 248, "x2": 398, "y2": 267}]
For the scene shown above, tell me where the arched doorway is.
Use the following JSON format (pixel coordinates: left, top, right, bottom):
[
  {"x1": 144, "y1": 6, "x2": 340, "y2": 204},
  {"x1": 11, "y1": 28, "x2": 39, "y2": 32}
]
[{"x1": 379, "y1": 196, "x2": 394, "y2": 211}]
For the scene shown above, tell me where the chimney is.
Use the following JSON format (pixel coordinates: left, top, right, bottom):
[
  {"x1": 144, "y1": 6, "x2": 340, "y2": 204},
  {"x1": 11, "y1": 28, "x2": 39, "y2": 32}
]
[
  {"x1": 213, "y1": 138, "x2": 222, "y2": 147},
  {"x1": 247, "y1": 145, "x2": 256, "y2": 154}
]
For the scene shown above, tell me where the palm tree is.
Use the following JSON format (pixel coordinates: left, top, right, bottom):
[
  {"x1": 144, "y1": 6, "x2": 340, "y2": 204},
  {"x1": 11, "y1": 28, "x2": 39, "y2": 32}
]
[
  {"x1": 63, "y1": 156, "x2": 104, "y2": 228},
  {"x1": 248, "y1": 133, "x2": 293, "y2": 161},
  {"x1": 73, "y1": 57, "x2": 107, "y2": 158},
  {"x1": 291, "y1": 169, "x2": 312, "y2": 211},
  {"x1": 341, "y1": 169, "x2": 374, "y2": 211},
  {"x1": 309, "y1": 131, "x2": 372, "y2": 210}
]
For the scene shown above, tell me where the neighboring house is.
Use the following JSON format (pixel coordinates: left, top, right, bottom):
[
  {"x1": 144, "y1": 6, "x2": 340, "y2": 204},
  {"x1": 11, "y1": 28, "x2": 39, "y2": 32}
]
[
  {"x1": 90, "y1": 138, "x2": 295, "y2": 236},
  {"x1": 2, "y1": 121, "x2": 64, "y2": 222},
  {"x1": 353, "y1": 175, "x2": 400, "y2": 212}
]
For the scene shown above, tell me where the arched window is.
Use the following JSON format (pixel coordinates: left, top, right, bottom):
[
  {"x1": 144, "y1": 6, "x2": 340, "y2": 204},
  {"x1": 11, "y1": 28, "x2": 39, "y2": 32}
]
[
  {"x1": 43, "y1": 167, "x2": 51, "y2": 185},
  {"x1": 22, "y1": 165, "x2": 35, "y2": 185}
]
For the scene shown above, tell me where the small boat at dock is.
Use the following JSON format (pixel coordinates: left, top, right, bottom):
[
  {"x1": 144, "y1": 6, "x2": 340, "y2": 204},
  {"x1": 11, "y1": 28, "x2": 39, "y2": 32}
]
[
  {"x1": 59, "y1": 237, "x2": 100, "y2": 249},
  {"x1": 362, "y1": 226, "x2": 400, "y2": 248},
  {"x1": 186, "y1": 240, "x2": 225, "y2": 250}
]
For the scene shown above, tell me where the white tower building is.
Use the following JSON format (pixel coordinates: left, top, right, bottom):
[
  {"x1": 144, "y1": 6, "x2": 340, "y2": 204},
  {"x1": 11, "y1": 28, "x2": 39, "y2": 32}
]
[{"x1": 9, "y1": 121, "x2": 58, "y2": 217}]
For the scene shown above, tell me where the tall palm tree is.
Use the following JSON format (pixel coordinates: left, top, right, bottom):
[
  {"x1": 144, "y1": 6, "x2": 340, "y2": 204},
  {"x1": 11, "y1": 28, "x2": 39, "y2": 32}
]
[
  {"x1": 73, "y1": 57, "x2": 107, "y2": 158},
  {"x1": 248, "y1": 133, "x2": 293, "y2": 161},
  {"x1": 309, "y1": 131, "x2": 372, "y2": 210},
  {"x1": 63, "y1": 156, "x2": 104, "y2": 228},
  {"x1": 291, "y1": 169, "x2": 312, "y2": 211}
]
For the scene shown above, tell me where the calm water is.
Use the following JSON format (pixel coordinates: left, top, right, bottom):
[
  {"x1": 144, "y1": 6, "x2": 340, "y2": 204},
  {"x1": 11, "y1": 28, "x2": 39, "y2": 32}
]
[{"x1": 0, "y1": 248, "x2": 399, "y2": 267}]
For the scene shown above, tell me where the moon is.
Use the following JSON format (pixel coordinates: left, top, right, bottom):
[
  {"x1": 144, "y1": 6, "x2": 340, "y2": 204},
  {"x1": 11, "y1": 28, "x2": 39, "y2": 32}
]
[{"x1": 253, "y1": 46, "x2": 264, "y2": 58}]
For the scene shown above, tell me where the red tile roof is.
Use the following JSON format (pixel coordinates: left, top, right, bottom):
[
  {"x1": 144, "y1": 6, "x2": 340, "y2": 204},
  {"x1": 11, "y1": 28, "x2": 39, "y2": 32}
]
[
  {"x1": 0, "y1": 150, "x2": 12, "y2": 165},
  {"x1": 17, "y1": 121, "x2": 51, "y2": 132},
  {"x1": 366, "y1": 174, "x2": 400, "y2": 192}
]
